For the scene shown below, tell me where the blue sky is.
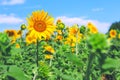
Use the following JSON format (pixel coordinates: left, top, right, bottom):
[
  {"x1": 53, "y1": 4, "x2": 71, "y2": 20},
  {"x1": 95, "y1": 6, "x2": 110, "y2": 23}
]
[{"x1": 0, "y1": 0, "x2": 120, "y2": 33}]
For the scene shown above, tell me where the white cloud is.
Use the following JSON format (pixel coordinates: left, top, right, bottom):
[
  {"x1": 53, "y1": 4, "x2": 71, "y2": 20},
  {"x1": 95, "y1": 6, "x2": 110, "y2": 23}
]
[
  {"x1": 0, "y1": 14, "x2": 24, "y2": 24},
  {"x1": 24, "y1": 5, "x2": 41, "y2": 9},
  {"x1": 92, "y1": 8, "x2": 104, "y2": 12},
  {"x1": 1, "y1": 0, "x2": 25, "y2": 5},
  {"x1": 56, "y1": 16, "x2": 111, "y2": 33}
]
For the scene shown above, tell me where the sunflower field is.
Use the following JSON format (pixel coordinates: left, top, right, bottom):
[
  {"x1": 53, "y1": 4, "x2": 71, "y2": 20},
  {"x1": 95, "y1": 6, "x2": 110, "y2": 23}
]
[{"x1": 0, "y1": 10, "x2": 120, "y2": 80}]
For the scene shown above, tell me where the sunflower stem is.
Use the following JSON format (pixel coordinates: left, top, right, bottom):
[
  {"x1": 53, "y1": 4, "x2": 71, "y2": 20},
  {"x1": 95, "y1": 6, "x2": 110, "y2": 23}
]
[
  {"x1": 33, "y1": 72, "x2": 37, "y2": 80},
  {"x1": 49, "y1": 58, "x2": 52, "y2": 66},
  {"x1": 75, "y1": 41, "x2": 78, "y2": 55},
  {"x1": 76, "y1": 29, "x2": 78, "y2": 55},
  {"x1": 20, "y1": 30, "x2": 23, "y2": 48},
  {"x1": 83, "y1": 53, "x2": 94, "y2": 80},
  {"x1": 36, "y1": 39, "x2": 39, "y2": 67}
]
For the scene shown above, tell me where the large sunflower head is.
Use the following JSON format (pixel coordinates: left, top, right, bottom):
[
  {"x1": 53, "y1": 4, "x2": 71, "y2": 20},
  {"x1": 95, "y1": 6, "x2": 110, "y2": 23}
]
[{"x1": 27, "y1": 10, "x2": 56, "y2": 40}]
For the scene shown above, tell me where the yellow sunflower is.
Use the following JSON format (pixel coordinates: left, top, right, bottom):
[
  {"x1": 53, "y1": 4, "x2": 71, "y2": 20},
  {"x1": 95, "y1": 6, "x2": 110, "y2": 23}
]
[
  {"x1": 16, "y1": 43, "x2": 20, "y2": 48},
  {"x1": 17, "y1": 30, "x2": 22, "y2": 38},
  {"x1": 64, "y1": 33, "x2": 82, "y2": 48},
  {"x1": 45, "y1": 54, "x2": 53, "y2": 59},
  {"x1": 5, "y1": 30, "x2": 20, "y2": 43},
  {"x1": 26, "y1": 33, "x2": 37, "y2": 45},
  {"x1": 64, "y1": 36, "x2": 76, "y2": 47},
  {"x1": 65, "y1": 36, "x2": 77, "y2": 43},
  {"x1": 56, "y1": 35, "x2": 63, "y2": 41},
  {"x1": 87, "y1": 22, "x2": 98, "y2": 34},
  {"x1": 69, "y1": 25, "x2": 79, "y2": 35},
  {"x1": 5, "y1": 30, "x2": 17, "y2": 38},
  {"x1": 118, "y1": 34, "x2": 120, "y2": 39},
  {"x1": 27, "y1": 10, "x2": 56, "y2": 40},
  {"x1": 44, "y1": 45, "x2": 55, "y2": 54},
  {"x1": 57, "y1": 30, "x2": 62, "y2": 35},
  {"x1": 109, "y1": 29, "x2": 117, "y2": 38}
]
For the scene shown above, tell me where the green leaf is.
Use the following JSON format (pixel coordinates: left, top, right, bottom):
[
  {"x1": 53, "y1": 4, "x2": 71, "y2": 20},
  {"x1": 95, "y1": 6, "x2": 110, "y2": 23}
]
[
  {"x1": 102, "y1": 57, "x2": 120, "y2": 70},
  {"x1": 116, "y1": 73, "x2": 120, "y2": 80},
  {"x1": 7, "y1": 65, "x2": 29, "y2": 80},
  {"x1": 61, "y1": 74, "x2": 74, "y2": 80},
  {"x1": 65, "y1": 53, "x2": 83, "y2": 67},
  {"x1": 10, "y1": 47, "x2": 22, "y2": 55}
]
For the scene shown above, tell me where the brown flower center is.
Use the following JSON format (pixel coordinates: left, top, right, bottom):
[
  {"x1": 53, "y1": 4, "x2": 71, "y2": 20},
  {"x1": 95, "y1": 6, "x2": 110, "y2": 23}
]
[
  {"x1": 34, "y1": 21, "x2": 46, "y2": 32},
  {"x1": 111, "y1": 32, "x2": 115, "y2": 35},
  {"x1": 6, "y1": 31, "x2": 15, "y2": 37}
]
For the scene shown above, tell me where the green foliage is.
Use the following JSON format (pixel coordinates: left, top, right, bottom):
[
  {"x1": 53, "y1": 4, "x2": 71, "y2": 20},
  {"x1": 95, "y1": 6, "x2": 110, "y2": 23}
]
[
  {"x1": 102, "y1": 57, "x2": 120, "y2": 70},
  {"x1": 87, "y1": 33, "x2": 109, "y2": 52},
  {"x1": 0, "y1": 32, "x2": 10, "y2": 53},
  {"x1": 80, "y1": 25, "x2": 86, "y2": 34},
  {"x1": 38, "y1": 61, "x2": 51, "y2": 79},
  {"x1": 65, "y1": 53, "x2": 83, "y2": 67},
  {"x1": 108, "y1": 21, "x2": 120, "y2": 31},
  {"x1": 0, "y1": 32, "x2": 9, "y2": 44},
  {"x1": 0, "y1": 65, "x2": 29, "y2": 80},
  {"x1": 0, "y1": 20, "x2": 120, "y2": 80},
  {"x1": 7, "y1": 65, "x2": 29, "y2": 80}
]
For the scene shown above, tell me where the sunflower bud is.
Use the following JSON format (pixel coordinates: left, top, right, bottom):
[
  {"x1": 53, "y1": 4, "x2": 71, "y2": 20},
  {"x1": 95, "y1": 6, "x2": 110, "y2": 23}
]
[
  {"x1": 58, "y1": 23, "x2": 65, "y2": 30},
  {"x1": 21, "y1": 24, "x2": 26, "y2": 30},
  {"x1": 80, "y1": 25, "x2": 86, "y2": 34}
]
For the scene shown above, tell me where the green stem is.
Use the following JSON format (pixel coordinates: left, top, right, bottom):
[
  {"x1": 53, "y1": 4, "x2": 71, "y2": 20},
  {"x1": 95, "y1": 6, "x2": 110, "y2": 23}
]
[
  {"x1": 99, "y1": 52, "x2": 106, "y2": 74},
  {"x1": 20, "y1": 30, "x2": 24, "y2": 48},
  {"x1": 83, "y1": 53, "x2": 94, "y2": 80},
  {"x1": 76, "y1": 31, "x2": 78, "y2": 55},
  {"x1": 33, "y1": 73, "x2": 37, "y2": 80},
  {"x1": 49, "y1": 58, "x2": 52, "y2": 66},
  {"x1": 36, "y1": 39, "x2": 39, "y2": 67},
  {"x1": 75, "y1": 41, "x2": 78, "y2": 55}
]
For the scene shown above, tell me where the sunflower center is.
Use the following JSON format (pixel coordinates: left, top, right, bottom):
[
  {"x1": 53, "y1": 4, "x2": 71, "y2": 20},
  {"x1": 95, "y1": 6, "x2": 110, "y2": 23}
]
[
  {"x1": 111, "y1": 32, "x2": 116, "y2": 36},
  {"x1": 34, "y1": 21, "x2": 46, "y2": 32},
  {"x1": 7, "y1": 31, "x2": 15, "y2": 37},
  {"x1": 112, "y1": 32, "x2": 114, "y2": 35}
]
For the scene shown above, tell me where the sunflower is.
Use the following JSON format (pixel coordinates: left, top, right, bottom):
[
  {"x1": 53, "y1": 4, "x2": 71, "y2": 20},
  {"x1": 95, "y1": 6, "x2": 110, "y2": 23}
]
[
  {"x1": 57, "y1": 30, "x2": 62, "y2": 35},
  {"x1": 109, "y1": 29, "x2": 116, "y2": 38},
  {"x1": 5, "y1": 30, "x2": 19, "y2": 43},
  {"x1": 17, "y1": 30, "x2": 22, "y2": 38},
  {"x1": 64, "y1": 36, "x2": 77, "y2": 47},
  {"x1": 69, "y1": 25, "x2": 79, "y2": 35},
  {"x1": 56, "y1": 35, "x2": 63, "y2": 41},
  {"x1": 87, "y1": 22, "x2": 98, "y2": 34},
  {"x1": 27, "y1": 10, "x2": 56, "y2": 40},
  {"x1": 16, "y1": 43, "x2": 20, "y2": 48},
  {"x1": 118, "y1": 34, "x2": 120, "y2": 39},
  {"x1": 65, "y1": 36, "x2": 77, "y2": 43},
  {"x1": 45, "y1": 54, "x2": 53, "y2": 59},
  {"x1": 26, "y1": 33, "x2": 37, "y2": 45},
  {"x1": 44, "y1": 45, "x2": 55, "y2": 54},
  {"x1": 5, "y1": 30, "x2": 17, "y2": 38}
]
